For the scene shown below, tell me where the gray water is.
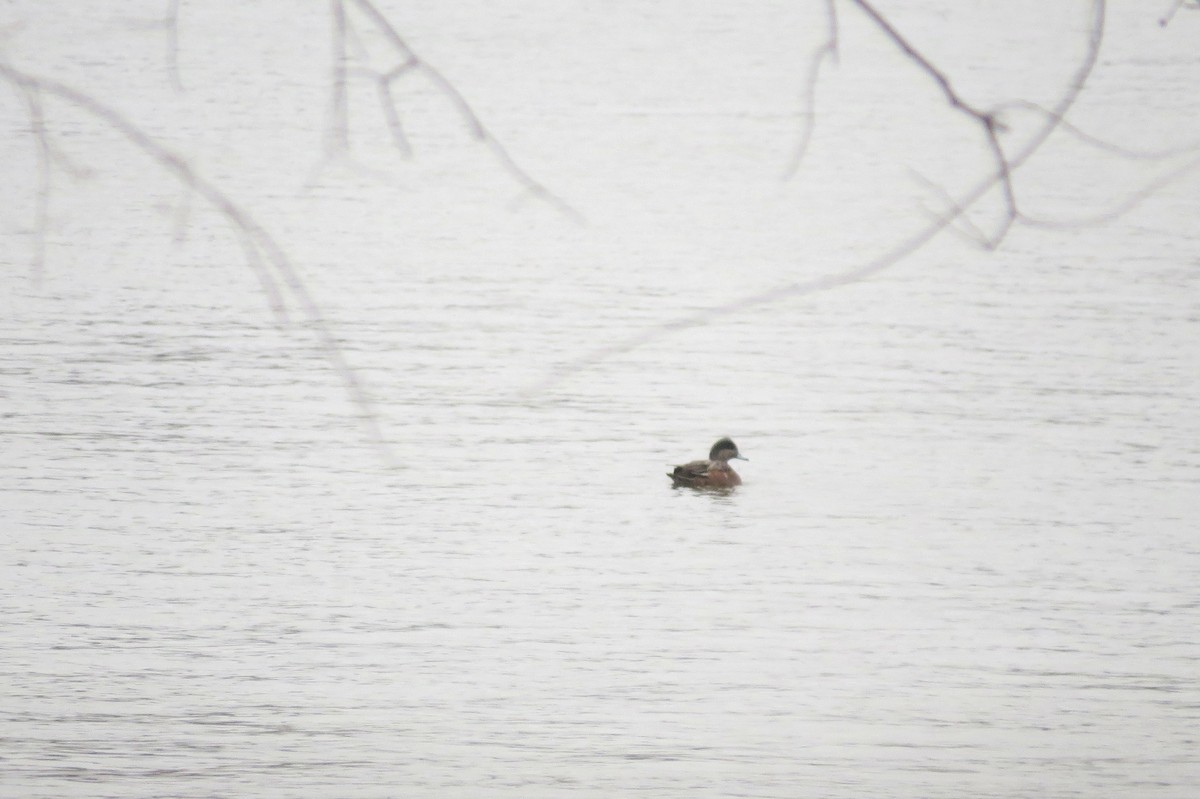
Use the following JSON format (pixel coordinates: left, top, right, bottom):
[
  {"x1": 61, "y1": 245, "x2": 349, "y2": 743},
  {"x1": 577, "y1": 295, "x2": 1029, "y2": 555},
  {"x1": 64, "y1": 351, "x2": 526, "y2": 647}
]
[{"x1": 3, "y1": 2, "x2": 1199, "y2": 797}]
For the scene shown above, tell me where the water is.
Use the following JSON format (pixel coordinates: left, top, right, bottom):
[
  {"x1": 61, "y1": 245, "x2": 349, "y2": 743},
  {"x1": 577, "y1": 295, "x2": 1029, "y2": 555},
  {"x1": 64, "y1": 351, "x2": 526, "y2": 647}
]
[{"x1": 3, "y1": 2, "x2": 1199, "y2": 797}]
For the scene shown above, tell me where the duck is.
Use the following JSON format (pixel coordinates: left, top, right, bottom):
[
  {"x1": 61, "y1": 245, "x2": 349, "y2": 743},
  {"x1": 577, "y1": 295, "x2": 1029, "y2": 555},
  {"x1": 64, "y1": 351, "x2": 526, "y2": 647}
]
[{"x1": 668, "y1": 437, "x2": 747, "y2": 488}]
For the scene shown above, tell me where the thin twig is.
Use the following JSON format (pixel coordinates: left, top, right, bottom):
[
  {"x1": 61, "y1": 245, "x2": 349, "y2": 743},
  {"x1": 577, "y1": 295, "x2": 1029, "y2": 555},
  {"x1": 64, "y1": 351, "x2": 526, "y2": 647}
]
[
  {"x1": 325, "y1": 0, "x2": 351, "y2": 158},
  {"x1": 15, "y1": 81, "x2": 51, "y2": 284},
  {"x1": 1019, "y1": 153, "x2": 1200, "y2": 230},
  {"x1": 165, "y1": 0, "x2": 183, "y2": 92},
  {"x1": 783, "y1": 0, "x2": 838, "y2": 180},
  {"x1": 377, "y1": 60, "x2": 419, "y2": 157},
  {"x1": 1158, "y1": 0, "x2": 1199, "y2": 26},
  {"x1": 908, "y1": 168, "x2": 993, "y2": 248},
  {"x1": 1161, "y1": 0, "x2": 1185, "y2": 25}
]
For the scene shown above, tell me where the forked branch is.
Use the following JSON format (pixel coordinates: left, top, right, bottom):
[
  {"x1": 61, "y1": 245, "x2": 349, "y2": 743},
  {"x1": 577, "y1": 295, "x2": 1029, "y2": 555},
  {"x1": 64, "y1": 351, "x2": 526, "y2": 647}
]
[
  {"x1": 323, "y1": 0, "x2": 581, "y2": 221},
  {"x1": 848, "y1": 0, "x2": 1018, "y2": 247}
]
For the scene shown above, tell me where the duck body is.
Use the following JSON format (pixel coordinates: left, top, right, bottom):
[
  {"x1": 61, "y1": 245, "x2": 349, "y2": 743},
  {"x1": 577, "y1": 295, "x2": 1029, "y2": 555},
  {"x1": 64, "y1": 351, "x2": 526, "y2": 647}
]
[{"x1": 668, "y1": 437, "x2": 746, "y2": 489}]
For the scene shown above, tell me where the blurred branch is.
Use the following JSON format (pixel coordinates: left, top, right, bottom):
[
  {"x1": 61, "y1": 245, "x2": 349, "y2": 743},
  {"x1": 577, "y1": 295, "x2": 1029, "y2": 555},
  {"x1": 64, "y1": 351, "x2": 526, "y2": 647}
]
[
  {"x1": 165, "y1": 0, "x2": 183, "y2": 92},
  {"x1": 326, "y1": 0, "x2": 352, "y2": 157},
  {"x1": 908, "y1": 168, "x2": 993, "y2": 249},
  {"x1": 118, "y1": 1, "x2": 185, "y2": 90},
  {"x1": 1160, "y1": 0, "x2": 1200, "y2": 26},
  {"x1": 320, "y1": 0, "x2": 582, "y2": 221},
  {"x1": 995, "y1": 98, "x2": 1200, "y2": 160},
  {"x1": 782, "y1": 0, "x2": 838, "y2": 179},
  {"x1": 1018, "y1": 153, "x2": 1200, "y2": 231},
  {"x1": 0, "y1": 60, "x2": 396, "y2": 465},
  {"x1": 13, "y1": 80, "x2": 51, "y2": 284}
]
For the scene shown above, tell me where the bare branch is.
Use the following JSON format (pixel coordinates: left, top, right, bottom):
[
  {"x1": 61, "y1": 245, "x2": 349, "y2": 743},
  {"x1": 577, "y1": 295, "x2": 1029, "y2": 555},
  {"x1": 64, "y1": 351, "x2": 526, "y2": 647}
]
[
  {"x1": 783, "y1": 0, "x2": 838, "y2": 179},
  {"x1": 530, "y1": 1, "x2": 1111, "y2": 393},
  {"x1": 1, "y1": 60, "x2": 396, "y2": 465},
  {"x1": 319, "y1": 0, "x2": 581, "y2": 221},
  {"x1": 849, "y1": 0, "x2": 1017, "y2": 247}
]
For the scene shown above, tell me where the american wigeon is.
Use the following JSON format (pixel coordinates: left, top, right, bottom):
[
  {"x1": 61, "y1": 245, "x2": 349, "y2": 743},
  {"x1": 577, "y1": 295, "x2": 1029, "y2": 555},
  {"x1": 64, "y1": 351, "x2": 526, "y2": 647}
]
[{"x1": 668, "y1": 437, "x2": 746, "y2": 488}]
